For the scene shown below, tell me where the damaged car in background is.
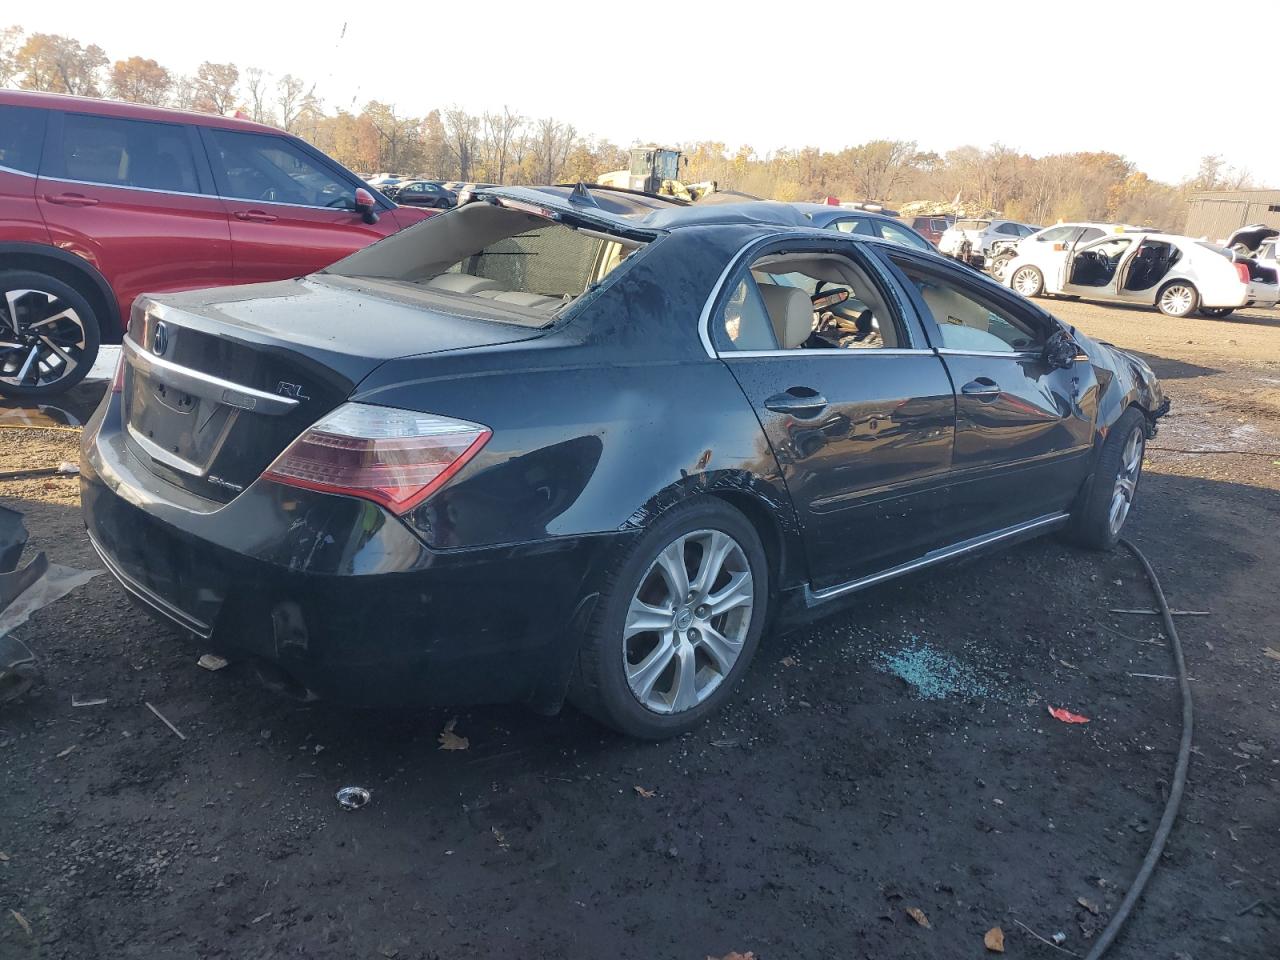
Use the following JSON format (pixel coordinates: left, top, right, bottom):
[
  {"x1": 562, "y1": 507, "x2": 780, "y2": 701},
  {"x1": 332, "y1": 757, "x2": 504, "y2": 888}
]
[
  {"x1": 1004, "y1": 229, "x2": 1280, "y2": 317},
  {"x1": 81, "y1": 185, "x2": 1168, "y2": 739}
]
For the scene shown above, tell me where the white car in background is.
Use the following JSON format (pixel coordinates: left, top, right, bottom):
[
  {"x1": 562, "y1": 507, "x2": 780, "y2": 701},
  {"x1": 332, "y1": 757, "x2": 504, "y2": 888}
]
[
  {"x1": 937, "y1": 218, "x2": 1038, "y2": 265},
  {"x1": 1003, "y1": 230, "x2": 1280, "y2": 318},
  {"x1": 988, "y1": 222, "x2": 1138, "y2": 282}
]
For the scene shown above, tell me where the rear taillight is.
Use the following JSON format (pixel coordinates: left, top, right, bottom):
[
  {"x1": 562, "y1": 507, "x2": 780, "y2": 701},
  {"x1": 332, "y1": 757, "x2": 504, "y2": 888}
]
[
  {"x1": 1234, "y1": 262, "x2": 1251, "y2": 283},
  {"x1": 262, "y1": 403, "x2": 490, "y2": 515}
]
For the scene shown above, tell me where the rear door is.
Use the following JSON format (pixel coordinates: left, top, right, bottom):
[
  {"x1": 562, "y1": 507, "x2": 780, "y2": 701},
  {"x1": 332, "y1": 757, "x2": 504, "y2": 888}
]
[
  {"x1": 710, "y1": 238, "x2": 957, "y2": 589},
  {"x1": 0, "y1": 103, "x2": 51, "y2": 245},
  {"x1": 885, "y1": 251, "x2": 1096, "y2": 534},
  {"x1": 36, "y1": 110, "x2": 233, "y2": 325},
  {"x1": 200, "y1": 127, "x2": 399, "y2": 283}
]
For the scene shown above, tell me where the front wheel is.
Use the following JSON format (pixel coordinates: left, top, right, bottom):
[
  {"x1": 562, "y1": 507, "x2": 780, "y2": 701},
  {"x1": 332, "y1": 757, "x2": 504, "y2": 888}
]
[
  {"x1": 1011, "y1": 265, "x2": 1044, "y2": 297},
  {"x1": 0, "y1": 271, "x2": 101, "y2": 399},
  {"x1": 989, "y1": 253, "x2": 1015, "y2": 283},
  {"x1": 570, "y1": 498, "x2": 769, "y2": 739},
  {"x1": 1062, "y1": 408, "x2": 1147, "y2": 550},
  {"x1": 1157, "y1": 281, "x2": 1199, "y2": 318},
  {"x1": 1199, "y1": 306, "x2": 1235, "y2": 318}
]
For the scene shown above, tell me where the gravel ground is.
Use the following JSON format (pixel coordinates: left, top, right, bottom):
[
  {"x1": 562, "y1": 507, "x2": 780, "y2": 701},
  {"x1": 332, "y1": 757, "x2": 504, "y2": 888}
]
[{"x1": 1, "y1": 299, "x2": 1277, "y2": 959}]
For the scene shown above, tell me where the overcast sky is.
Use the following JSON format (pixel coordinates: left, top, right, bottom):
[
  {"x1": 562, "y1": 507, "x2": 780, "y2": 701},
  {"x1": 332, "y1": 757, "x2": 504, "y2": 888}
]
[{"x1": 13, "y1": 1, "x2": 1274, "y2": 186}]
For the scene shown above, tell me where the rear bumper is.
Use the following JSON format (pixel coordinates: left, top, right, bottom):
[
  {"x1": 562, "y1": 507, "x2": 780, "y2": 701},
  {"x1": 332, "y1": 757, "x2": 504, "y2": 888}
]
[{"x1": 80, "y1": 396, "x2": 623, "y2": 709}]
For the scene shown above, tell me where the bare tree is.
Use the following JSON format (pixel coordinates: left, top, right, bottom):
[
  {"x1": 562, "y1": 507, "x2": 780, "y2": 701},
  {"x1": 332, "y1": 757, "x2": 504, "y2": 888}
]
[
  {"x1": 0, "y1": 25, "x2": 23, "y2": 88},
  {"x1": 482, "y1": 106, "x2": 523, "y2": 184},
  {"x1": 442, "y1": 106, "x2": 480, "y2": 181},
  {"x1": 530, "y1": 117, "x2": 576, "y2": 184},
  {"x1": 276, "y1": 74, "x2": 312, "y2": 133},
  {"x1": 243, "y1": 67, "x2": 272, "y2": 124}
]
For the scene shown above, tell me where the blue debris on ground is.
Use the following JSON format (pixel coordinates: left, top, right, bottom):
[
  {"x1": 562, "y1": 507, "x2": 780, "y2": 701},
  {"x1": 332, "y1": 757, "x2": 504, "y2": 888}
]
[{"x1": 877, "y1": 639, "x2": 993, "y2": 700}]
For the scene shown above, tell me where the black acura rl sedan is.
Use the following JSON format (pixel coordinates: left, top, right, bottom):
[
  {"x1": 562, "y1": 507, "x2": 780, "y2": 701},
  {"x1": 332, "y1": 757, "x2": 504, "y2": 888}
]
[{"x1": 81, "y1": 185, "x2": 1168, "y2": 739}]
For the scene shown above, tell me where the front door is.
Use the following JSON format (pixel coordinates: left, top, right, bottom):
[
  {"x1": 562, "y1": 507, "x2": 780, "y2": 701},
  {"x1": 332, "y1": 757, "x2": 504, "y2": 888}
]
[
  {"x1": 37, "y1": 110, "x2": 233, "y2": 326},
  {"x1": 200, "y1": 127, "x2": 396, "y2": 283},
  {"x1": 1059, "y1": 235, "x2": 1138, "y2": 301},
  {"x1": 886, "y1": 252, "x2": 1097, "y2": 535},
  {"x1": 709, "y1": 243, "x2": 956, "y2": 589}
]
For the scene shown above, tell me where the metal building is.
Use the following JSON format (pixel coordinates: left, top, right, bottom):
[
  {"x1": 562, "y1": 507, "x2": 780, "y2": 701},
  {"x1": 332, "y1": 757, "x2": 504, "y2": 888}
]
[{"x1": 1184, "y1": 189, "x2": 1280, "y2": 243}]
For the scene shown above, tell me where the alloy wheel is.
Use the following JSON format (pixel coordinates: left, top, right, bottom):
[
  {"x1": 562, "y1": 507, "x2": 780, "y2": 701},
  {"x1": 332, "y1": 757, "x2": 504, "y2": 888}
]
[
  {"x1": 623, "y1": 528, "x2": 755, "y2": 714},
  {"x1": 1012, "y1": 267, "x2": 1041, "y2": 296},
  {"x1": 0, "y1": 289, "x2": 90, "y2": 390},
  {"x1": 1108, "y1": 426, "x2": 1145, "y2": 536},
  {"x1": 1159, "y1": 284, "x2": 1194, "y2": 317}
]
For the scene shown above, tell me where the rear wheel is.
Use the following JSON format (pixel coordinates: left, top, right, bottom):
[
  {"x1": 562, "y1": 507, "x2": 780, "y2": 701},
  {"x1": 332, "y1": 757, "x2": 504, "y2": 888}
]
[
  {"x1": 0, "y1": 271, "x2": 100, "y2": 399},
  {"x1": 1011, "y1": 265, "x2": 1044, "y2": 297},
  {"x1": 570, "y1": 498, "x2": 769, "y2": 739},
  {"x1": 1157, "y1": 281, "x2": 1199, "y2": 318},
  {"x1": 1063, "y1": 408, "x2": 1146, "y2": 550},
  {"x1": 1199, "y1": 306, "x2": 1235, "y2": 318}
]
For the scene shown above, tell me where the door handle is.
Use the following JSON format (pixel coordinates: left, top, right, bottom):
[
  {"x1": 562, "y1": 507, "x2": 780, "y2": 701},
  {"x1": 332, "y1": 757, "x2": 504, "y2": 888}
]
[
  {"x1": 764, "y1": 389, "x2": 828, "y2": 417},
  {"x1": 961, "y1": 378, "x2": 1002, "y2": 400},
  {"x1": 235, "y1": 210, "x2": 279, "y2": 223},
  {"x1": 43, "y1": 192, "x2": 99, "y2": 207}
]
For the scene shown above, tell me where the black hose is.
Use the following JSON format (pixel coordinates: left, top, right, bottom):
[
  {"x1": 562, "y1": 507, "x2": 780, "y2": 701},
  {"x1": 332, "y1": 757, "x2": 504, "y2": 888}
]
[{"x1": 1082, "y1": 538, "x2": 1195, "y2": 960}]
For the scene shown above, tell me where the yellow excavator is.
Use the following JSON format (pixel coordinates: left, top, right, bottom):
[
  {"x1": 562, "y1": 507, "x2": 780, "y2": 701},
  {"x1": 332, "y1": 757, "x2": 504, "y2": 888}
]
[{"x1": 597, "y1": 146, "x2": 718, "y2": 202}]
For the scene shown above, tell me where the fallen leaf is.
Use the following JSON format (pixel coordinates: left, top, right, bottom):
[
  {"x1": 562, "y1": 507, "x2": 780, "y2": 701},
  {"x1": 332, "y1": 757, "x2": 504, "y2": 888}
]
[
  {"x1": 1048, "y1": 705, "x2": 1090, "y2": 724},
  {"x1": 1077, "y1": 896, "x2": 1100, "y2": 915},
  {"x1": 780, "y1": 656, "x2": 797, "y2": 668},
  {"x1": 10, "y1": 910, "x2": 31, "y2": 936},
  {"x1": 0, "y1": 851, "x2": 9, "y2": 861},
  {"x1": 437, "y1": 718, "x2": 469, "y2": 751},
  {"x1": 634, "y1": 785, "x2": 656, "y2": 798},
  {"x1": 905, "y1": 906, "x2": 931, "y2": 928},
  {"x1": 984, "y1": 926, "x2": 1005, "y2": 952},
  {"x1": 1264, "y1": 647, "x2": 1280, "y2": 662},
  {"x1": 56, "y1": 744, "x2": 77, "y2": 758}
]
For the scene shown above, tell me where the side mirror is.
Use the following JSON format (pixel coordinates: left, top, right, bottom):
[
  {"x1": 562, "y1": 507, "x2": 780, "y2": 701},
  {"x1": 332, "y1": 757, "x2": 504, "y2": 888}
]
[
  {"x1": 1043, "y1": 329, "x2": 1079, "y2": 370},
  {"x1": 355, "y1": 187, "x2": 379, "y2": 225}
]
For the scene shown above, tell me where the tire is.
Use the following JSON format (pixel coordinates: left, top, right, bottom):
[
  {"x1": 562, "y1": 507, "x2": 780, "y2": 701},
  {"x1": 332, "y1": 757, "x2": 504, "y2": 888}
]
[
  {"x1": 1063, "y1": 408, "x2": 1146, "y2": 550},
  {"x1": 1011, "y1": 264, "x2": 1044, "y2": 297},
  {"x1": 1156, "y1": 280, "x2": 1199, "y2": 318},
  {"x1": 1199, "y1": 306, "x2": 1235, "y2": 318},
  {"x1": 569, "y1": 497, "x2": 770, "y2": 739},
  {"x1": 0, "y1": 271, "x2": 100, "y2": 399},
  {"x1": 989, "y1": 254, "x2": 1014, "y2": 283}
]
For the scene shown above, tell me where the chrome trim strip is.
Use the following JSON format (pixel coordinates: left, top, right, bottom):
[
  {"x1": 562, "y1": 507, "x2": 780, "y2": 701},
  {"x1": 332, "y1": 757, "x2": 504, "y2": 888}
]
[
  {"x1": 123, "y1": 337, "x2": 298, "y2": 415},
  {"x1": 87, "y1": 530, "x2": 213, "y2": 639},
  {"x1": 723, "y1": 348, "x2": 934, "y2": 359},
  {"x1": 936, "y1": 348, "x2": 1041, "y2": 359},
  {"x1": 0, "y1": 162, "x2": 37, "y2": 178},
  {"x1": 39, "y1": 173, "x2": 216, "y2": 201},
  {"x1": 125, "y1": 423, "x2": 204, "y2": 477},
  {"x1": 807, "y1": 512, "x2": 1068, "y2": 603}
]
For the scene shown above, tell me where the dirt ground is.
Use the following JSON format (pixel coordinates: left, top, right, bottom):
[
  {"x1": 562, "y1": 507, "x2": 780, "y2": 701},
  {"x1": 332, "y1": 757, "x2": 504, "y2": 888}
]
[{"x1": 1, "y1": 299, "x2": 1278, "y2": 960}]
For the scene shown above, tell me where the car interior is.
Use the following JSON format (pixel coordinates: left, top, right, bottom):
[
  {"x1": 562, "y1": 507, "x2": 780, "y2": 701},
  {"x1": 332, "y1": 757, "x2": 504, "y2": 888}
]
[
  {"x1": 326, "y1": 202, "x2": 639, "y2": 325},
  {"x1": 716, "y1": 253, "x2": 904, "y2": 352},
  {"x1": 1121, "y1": 240, "x2": 1180, "y2": 291},
  {"x1": 889, "y1": 258, "x2": 1042, "y2": 352},
  {"x1": 1067, "y1": 238, "x2": 1135, "y2": 288}
]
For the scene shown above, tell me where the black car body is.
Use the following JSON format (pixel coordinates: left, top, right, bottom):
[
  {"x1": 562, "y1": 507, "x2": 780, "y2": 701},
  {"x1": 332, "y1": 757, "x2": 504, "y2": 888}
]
[
  {"x1": 81, "y1": 185, "x2": 1168, "y2": 737},
  {"x1": 387, "y1": 179, "x2": 457, "y2": 209}
]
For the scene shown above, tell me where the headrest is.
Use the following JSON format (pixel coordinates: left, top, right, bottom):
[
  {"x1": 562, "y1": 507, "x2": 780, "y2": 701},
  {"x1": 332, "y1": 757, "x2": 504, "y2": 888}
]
[{"x1": 758, "y1": 284, "x2": 813, "y2": 349}]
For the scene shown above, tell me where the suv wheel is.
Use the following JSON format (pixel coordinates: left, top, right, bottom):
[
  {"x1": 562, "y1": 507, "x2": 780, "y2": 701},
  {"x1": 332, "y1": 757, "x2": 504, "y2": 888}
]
[
  {"x1": 0, "y1": 271, "x2": 101, "y2": 399},
  {"x1": 570, "y1": 498, "x2": 769, "y2": 739}
]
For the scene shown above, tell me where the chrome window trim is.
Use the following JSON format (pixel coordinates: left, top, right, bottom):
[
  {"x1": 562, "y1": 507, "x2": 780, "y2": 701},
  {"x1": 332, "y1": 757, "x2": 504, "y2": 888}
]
[
  {"x1": 0, "y1": 163, "x2": 38, "y2": 178},
  {"x1": 935, "y1": 348, "x2": 1042, "y2": 359},
  {"x1": 123, "y1": 336, "x2": 299, "y2": 415},
  {"x1": 40, "y1": 173, "x2": 215, "y2": 200},
  {"x1": 808, "y1": 512, "x2": 1068, "y2": 603},
  {"x1": 722, "y1": 348, "x2": 935, "y2": 359}
]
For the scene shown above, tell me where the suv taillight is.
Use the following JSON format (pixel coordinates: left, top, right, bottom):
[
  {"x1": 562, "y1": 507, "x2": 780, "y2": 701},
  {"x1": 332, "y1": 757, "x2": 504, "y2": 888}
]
[
  {"x1": 1234, "y1": 262, "x2": 1251, "y2": 283},
  {"x1": 262, "y1": 403, "x2": 490, "y2": 514}
]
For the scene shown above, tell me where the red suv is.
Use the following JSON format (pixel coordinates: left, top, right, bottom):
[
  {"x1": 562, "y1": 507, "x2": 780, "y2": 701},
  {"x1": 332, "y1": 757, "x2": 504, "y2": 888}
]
[{"x1": 0, "y1": 90, "x2": 434, "y2": 398}]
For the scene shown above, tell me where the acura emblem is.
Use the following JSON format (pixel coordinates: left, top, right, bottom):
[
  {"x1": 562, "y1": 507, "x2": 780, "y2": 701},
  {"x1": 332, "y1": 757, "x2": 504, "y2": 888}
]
[{"x1": 152, "y1": 321, "x2": 168, "y2": 356}]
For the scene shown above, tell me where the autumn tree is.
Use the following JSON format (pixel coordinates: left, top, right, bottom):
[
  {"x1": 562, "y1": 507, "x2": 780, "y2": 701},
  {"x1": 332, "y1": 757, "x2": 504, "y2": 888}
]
[
  {"x1": 481, "y1": 107, "x2": 523, "y2": 184},
  {"x1": 276, "y1": 73, "x2": 311, "y2": 133},
  {"x1": 242, "y1": 66, "x2": 273, "y2": 124},
  {"x1": 530, "y1": 117, "x2": 575, "y2": 184},
  {"x1": 16, "y1": 32, "x2": 106, "y2": 95},
  {"x1": 365, "y1": 101, "x2": 420, "y2": 172},
  {"x1": 108, "y1": 56, "x2": 171, "y2": 105},
  {"x1": 193, "y1": 61, "x2": 238, "y2": 115},
  {"x1": 0, "y1": 25, "x2": 23, "y2": 88}
]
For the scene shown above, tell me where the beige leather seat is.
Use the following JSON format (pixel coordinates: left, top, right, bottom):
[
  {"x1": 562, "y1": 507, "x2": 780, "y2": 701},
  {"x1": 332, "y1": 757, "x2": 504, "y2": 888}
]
[
  {"x1": 424, "y1": 274, "x2": 505, "y2": 295},
  {"x1": 758, "y1": 285, "x2": 813, "y2": 349},
  {"x1": 918, "y1": 283, "x2": 989, "y2": 333}
]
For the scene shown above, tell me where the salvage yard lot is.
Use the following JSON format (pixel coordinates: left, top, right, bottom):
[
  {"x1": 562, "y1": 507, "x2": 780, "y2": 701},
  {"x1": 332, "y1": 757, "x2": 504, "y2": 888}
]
[{"x1": 1, "y1": 300, "x2": 1278, "y2": 959}]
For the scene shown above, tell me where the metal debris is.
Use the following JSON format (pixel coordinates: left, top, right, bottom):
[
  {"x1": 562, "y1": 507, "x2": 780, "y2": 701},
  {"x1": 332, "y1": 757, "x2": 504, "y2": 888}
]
[
  {"x1": 336, "y1": 786, "x2": 371, "y2": 810},
  {"x1": 197, "y1": 654, "x2": 229, "y2": 671},
  {"x1": 145, "y1": 701, "x2": 187, "y2": 741}
]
